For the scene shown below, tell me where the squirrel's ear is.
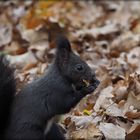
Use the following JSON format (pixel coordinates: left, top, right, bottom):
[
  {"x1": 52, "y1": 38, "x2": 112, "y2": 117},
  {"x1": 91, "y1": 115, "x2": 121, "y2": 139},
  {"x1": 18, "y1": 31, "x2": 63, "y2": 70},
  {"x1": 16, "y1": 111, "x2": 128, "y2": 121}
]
[
  {"x1": 56, "y1": 35, "x2": 71, "y2": 52},
  {"x1": 55, "y1": 36, "x2": 71, "y2": 65}
]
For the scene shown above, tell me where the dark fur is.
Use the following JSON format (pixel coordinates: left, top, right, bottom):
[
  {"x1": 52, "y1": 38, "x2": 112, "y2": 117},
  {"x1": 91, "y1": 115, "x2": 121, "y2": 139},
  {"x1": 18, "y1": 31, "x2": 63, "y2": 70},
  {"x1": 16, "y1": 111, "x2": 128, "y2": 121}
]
[
  {"x1": 0, "y1": 55, "x2": 16, "y2": 138},
  {"x1": 3, "y1": 36, "x2": 99, "y2": 139},
  {"x1": 45, "y1": 122, "x2": 65, "y2": 140}
]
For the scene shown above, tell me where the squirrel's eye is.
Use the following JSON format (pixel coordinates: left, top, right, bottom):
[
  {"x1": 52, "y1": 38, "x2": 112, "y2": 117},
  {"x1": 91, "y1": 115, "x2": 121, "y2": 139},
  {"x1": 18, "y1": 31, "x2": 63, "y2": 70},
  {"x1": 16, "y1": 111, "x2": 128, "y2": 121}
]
[{"x1": 75, "y1": 64, "x2": 84, "y2": 72}]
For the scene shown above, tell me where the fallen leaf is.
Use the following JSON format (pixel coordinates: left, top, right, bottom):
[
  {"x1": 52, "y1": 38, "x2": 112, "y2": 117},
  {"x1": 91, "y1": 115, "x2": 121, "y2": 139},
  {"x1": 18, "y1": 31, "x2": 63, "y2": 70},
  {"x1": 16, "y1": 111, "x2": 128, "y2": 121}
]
[
  {"x1": 71, "y1": 123, "x2": 102, "y2": 139},
  {"x1": 99, "y1": 123, "x2": 126, "y2": 139},
  {"x1": 126, "y1": 124, "x2": 140, "y2": 140}
]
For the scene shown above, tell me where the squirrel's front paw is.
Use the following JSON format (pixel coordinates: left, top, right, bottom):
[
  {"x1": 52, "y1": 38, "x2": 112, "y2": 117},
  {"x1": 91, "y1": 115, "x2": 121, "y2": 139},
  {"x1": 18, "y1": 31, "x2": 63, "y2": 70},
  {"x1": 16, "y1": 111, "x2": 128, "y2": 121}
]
[
  {"x1": 73, "y1": 78, "x2": 100, "y2": 96},
  {"x1": 81, "y1": 80, "x2": 100, "y2": 95},
  {"x1": 82, "y1": 85, "x2": 95, "y2": 95}
]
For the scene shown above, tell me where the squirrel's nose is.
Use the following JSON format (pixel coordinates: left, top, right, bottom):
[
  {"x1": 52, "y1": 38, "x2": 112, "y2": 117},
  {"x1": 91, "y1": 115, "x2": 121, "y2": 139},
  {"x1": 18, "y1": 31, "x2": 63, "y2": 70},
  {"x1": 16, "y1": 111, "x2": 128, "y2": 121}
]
[
  {"x1": 92, "y1": 75, "x2": 100, "y2": 85},
  {"x1": 95, "y1": 79, "x2": 100, "y2": 86}
]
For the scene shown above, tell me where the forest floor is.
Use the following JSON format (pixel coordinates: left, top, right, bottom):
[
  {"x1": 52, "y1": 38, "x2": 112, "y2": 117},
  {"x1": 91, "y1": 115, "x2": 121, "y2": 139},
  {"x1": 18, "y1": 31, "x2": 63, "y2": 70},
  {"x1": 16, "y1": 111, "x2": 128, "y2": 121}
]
[{"x1": 0, "y1": 1, "x2": 140, "y2": 139}]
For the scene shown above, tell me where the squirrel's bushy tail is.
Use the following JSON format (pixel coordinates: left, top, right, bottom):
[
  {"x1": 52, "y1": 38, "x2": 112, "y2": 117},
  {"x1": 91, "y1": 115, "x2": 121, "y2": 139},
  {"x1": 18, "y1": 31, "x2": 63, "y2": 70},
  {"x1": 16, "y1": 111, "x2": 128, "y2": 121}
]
[{"x1": 0, "y1": 55, "x2": 16, "y2": 137}]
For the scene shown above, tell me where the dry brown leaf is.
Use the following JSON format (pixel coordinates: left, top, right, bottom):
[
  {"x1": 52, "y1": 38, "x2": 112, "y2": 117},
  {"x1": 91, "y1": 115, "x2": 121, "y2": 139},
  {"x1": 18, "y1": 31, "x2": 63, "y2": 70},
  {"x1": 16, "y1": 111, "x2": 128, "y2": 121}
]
[
  {"x1": 70, "y1": 123, "x2": 102, "y2": 140},
  {"x1": 75, "y1": 23, "x2": 120, "y2": 39},
  {"x1": 64, "y1": 117, "x2": 72, "y2": 127},
  {"x1": 118, "y1": 100, "x2": 126, "y2": 108},
  {"x1": 105, "y1": 103, "x2": 124, "y2": 117},
  {"x1": 7, "y1": 51, "x2": 37, "y2": 67},
  {"x1": 125, "y1": 111, "x2": 140, "y2": 119},
  {"x1": 126, "y1": 124, "x2": 140, "y2": 140},
  {"x1": 0, "y1": 16, "x2": 12, "y2": 46},
  {"x1": 22, "y1": 63, "x2": 37, "y2": 71},
  {"x1": 4, "y1": 41, "x2": 27, "y2": 55},
  {"x1": 116, "y1": 117, "x2": 133, "y2": 133},
  {"x1": 127, "y1": 47, "x2": 140, "y2": 72},
  {"x1": 71, "y1": 116, "x2": 93, "y2": 127},
  {"x1": 113, "y1": 85, "x2": 127, "y2": 101},
  {"x1": 94, "y1": 86, "x2": 114, "y2": 112},
  {"x1": 111, "y1": 33, "x2": 140, "y2": 52},
  {"x1": 99, "y1": 123, "x2": 126, "y2": 139}
]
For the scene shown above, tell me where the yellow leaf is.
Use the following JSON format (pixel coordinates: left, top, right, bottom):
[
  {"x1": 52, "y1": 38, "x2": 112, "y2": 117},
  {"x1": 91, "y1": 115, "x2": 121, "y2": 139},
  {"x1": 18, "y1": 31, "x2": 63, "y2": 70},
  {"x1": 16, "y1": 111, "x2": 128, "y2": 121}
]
[
  {"x1": 83, "y1": 109, "x2": 92, "y2": 115},
  {"x1": 38, "y1": 1, "x2": 57, "y2": 10}
]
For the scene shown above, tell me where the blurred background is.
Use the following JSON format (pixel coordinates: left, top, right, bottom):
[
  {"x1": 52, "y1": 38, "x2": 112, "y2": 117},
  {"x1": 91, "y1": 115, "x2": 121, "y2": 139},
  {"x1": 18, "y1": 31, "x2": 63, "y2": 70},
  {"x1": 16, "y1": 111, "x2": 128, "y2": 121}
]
[{"x1": 0, "y1": 1, "x2": 140, "y2": 139}]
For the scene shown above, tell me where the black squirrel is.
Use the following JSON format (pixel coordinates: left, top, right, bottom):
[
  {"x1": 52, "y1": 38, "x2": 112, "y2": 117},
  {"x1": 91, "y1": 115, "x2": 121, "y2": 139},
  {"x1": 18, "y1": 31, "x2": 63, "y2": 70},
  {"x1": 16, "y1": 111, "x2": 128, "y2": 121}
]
[
  {"x1": 0, "y1": 55, "x2": 16, "y2": 139},
  {"x1": 0, "y1": 36, "x2": 100, "y2": 139}
]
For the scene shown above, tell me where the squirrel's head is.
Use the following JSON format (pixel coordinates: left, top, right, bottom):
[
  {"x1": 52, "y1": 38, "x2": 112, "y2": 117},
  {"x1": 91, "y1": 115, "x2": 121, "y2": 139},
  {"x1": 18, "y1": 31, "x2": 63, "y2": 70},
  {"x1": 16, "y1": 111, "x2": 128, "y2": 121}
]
[{"x1": 55, "y1": 36, "x2": 100, "y2": 91}]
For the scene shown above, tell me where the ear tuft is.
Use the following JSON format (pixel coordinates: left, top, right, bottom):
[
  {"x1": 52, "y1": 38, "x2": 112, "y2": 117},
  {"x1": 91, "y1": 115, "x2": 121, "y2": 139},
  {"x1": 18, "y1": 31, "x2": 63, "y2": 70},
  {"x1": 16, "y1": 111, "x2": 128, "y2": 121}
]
[
  {"x1": 55, "y1": 36, "x2": 71, "y2": 67},
  {"x1": 56, "y1": 35, "x2": 71, "y2": 52}
]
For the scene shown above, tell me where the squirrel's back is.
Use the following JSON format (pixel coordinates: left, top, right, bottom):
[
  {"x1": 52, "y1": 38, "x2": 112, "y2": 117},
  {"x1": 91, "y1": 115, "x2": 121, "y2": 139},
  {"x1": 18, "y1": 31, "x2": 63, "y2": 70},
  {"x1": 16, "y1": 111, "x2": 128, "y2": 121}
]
[{"x1": 0, "y1": 55, "x2": 16, "y2": 137}]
